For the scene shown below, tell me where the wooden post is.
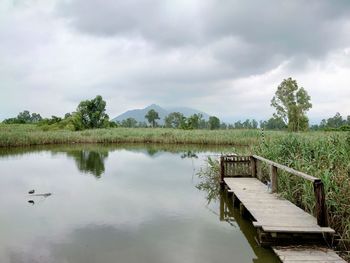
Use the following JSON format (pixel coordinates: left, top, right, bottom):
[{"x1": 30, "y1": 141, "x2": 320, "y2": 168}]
[
  {"x1": 314, "y1": 180, "x2": 328, "y2": 227},
  {"x1": 232, "y1": 194, "x2": 240, "y2": 208},
  {"x1": 219, "y1": 191, "x2": 224, "y2": 221},
  {"x1": 220, "y1": 156, "x2": 225, "y2": 189},
  {"x1": 250, "y1": 156, "x2": 257, "y2": 177},
  {"x1": 270, "y1": 165, "x2": 278, "y2": 193}
]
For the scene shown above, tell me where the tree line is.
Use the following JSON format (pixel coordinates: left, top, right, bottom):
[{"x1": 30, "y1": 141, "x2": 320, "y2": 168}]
[
  {"x1": 2, "y1": 78, "x2": 349, "y2": 132},
  {"x1": 3, "y1": 95, "x2": 112, "y2": 131}
]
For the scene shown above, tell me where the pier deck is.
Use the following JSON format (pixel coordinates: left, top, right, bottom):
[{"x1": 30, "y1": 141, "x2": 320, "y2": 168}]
[
  {"x1": 224, "y1": 177, "x2": 334, "y2": 235},
  {"x1": 220, "y1": 155, "x2": 346, "y2": 263}
]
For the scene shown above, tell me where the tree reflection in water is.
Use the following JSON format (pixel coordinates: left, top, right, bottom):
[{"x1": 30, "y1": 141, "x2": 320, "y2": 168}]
[
  {"x1": 180, "y1": 151, "x2": 198, "y2": 159},
  {"x1": 196, "y1": 157, "x2": 220, "y2": 204},
  {"x1": 66, "y1": 150, "x2": 109, "y2": 178}
]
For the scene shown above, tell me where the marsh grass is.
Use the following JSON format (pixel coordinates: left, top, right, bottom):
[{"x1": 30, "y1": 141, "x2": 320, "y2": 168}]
[
  {"x1": 253, "y1": 132, "x2": 350, "y2": 254},
  {"x1": 0, "y1": 124, "x2": 266, "y2": 147}
]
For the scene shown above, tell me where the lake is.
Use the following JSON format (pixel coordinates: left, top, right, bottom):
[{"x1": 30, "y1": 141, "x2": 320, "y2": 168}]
[{"x1": 0, "y1": 144, "x2": 279, "y2": 263}]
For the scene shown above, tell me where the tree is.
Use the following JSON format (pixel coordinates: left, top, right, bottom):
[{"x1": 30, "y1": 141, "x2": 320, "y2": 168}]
[
  {"x1": 30, "y1": 113, "x2": 42, "y2": 123},
  {"x1": 260, "y1": 116, "x2": 287, "y2": 130},
  {"x1": 3, "y1": 110, "x2": 42, "y2": 124},
  {"x1": 234, "y1": 121, "x2": 243, "y2": 129},
  {"x1": 145, "y1": 109, "x2": 160, "y2": 127},
  {"x1": 187, "y1": 113, "x2": 202, "y2": 129},
  {"x1": 77, "y1": 95, "x2": 109, "y2": 129},
  {"x1": 208, "y1": 116, "x2": 220, "y2": 130},
  {"x1": 48, "y1": 116, "x2": 62, "y2": 124},
  {"x1": 251, "y1": 119, "x2": 258, "y2": 129},
  {"x1": 121, "y1": 118, "x2": 138, "y2": 128},
  {"x1": 220, "y1": 122, "x2": 228, "y2": 129},
  {"x1": 164, "y1": 112, "x2": 185, "y2": 128},
  {"x1": 17, "y1": 110, "x2": 31, "y2": 123},
  {"x1": 325, "y1": 112, "x2": 345, "y2": 128},
  {"x1": 271, "y1": 78, "x2": 312, "y2": 131}
]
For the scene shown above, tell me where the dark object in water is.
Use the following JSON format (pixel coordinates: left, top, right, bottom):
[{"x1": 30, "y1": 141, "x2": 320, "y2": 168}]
[
  {"x1": 31, "y1": 193, "x2": 52, "y2": 197},
  {"x1": 28, "y1": 200, "x2": 35, "y2": 205},
  {"x1": 28, "y1": 190, "x2": 35, "y2": 194}
]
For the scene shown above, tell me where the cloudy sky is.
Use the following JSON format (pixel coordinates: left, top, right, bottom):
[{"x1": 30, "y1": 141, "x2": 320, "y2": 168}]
[{"x1": 1, "y1": 0, "x2": 350, "y2": 122}]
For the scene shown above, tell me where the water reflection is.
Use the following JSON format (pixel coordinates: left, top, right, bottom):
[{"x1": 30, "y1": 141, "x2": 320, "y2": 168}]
[
  {"x1": 219, "y1": 191, "x2": 280, "y2": 263},
  {"x1": 180, "y1": 151, "x2": 198, "y2": 159},
  {"x1": 0, "y1": 144, "x2": 280, "y2": 263},
  {"x1": 196, "y1": 160, "x2": 280, "y2": 263},
  {"x1": 66, "y1": 150, "x2": 108, "y2": 178},
  {"x1": 196, "y1": 157, "x2": 220, "y2": 203}
]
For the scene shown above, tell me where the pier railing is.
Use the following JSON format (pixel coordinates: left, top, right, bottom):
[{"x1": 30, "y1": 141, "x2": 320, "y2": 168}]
[{"x1": 220, "y1": 155, "x2": 329, "y2": 227}]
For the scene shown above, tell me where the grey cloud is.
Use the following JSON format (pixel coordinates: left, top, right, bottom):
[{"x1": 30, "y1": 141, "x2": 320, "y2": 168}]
[
  {"x1": 1, "y1": 0, "x2": 350, "y2": 121},
  {"x1": 57, "y1": 0, "x2": 350, "y2": 66},
  {"x1": 57, "y1": 0, "x2": 203, "y2": 46}
]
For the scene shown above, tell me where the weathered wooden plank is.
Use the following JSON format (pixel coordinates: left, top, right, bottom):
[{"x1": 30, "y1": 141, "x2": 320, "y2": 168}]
[
  {"x1": 252, "y1": 155, "x2": 320, "y2": 182},
  {"x1": 262, "y1": 226, "x2": 335, "y2": 233},
  {"x1": 223, "y1": 177, "x2": 335, "y2": 235},
  {"x1": 273, "y1": 246, "x2": 346, "y2": 263}
]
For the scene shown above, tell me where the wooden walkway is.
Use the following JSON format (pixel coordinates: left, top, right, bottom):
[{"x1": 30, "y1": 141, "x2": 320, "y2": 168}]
[
  {"x1": 224, "y1": 177, "x2": 334, "y2": 235},
  {"x1": 220, "y1": 155, "x2": 346, "y2": 263},
  {"x1": 273, "y1": 246, "x2": 346, "y2": 263}
]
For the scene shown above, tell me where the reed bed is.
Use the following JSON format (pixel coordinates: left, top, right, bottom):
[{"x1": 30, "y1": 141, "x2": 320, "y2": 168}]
[
  {"x1": 253, "y1": 132, "x2": 350, "y2": 255},
  {"x1": 0, "y1": 124, "x2": 266, "y2": 147}
]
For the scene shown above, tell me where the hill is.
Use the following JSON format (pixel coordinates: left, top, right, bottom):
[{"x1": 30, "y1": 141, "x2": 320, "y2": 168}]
[{"x1": 112, "y1": 104, "x2": 210, "y2": 125}]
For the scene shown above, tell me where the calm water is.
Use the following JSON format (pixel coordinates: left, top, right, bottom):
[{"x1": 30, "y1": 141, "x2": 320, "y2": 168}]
[{"x1": 0, "y1": 144, "x2": 279, "y2": 263}]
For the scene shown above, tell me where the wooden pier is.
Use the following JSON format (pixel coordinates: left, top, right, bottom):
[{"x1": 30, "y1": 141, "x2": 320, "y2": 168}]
[{"x1": 220, "y1": 155, "x2": 346, "y2": 263}]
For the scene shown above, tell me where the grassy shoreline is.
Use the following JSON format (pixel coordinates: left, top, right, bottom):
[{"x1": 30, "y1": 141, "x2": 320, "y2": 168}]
[{"x1": 0, "y1": 124, "x2": 270, "y2": 147}]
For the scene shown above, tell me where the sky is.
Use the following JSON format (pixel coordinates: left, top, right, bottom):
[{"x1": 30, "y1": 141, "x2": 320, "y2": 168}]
[{"x1": 1, "y1": 0, "x2": 350, "y2": 123}]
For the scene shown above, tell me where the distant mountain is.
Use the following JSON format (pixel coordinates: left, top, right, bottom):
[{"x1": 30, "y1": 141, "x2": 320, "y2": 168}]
[
  {"x1": 166, "y1": 107, "x2": 210, "y2": 120},
  {"x1": 112, "y1": 104, "x2": 210, "y2": 125}
]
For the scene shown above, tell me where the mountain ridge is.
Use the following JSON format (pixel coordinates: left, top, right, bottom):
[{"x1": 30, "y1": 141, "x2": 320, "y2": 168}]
[{"x1": 112, "y1": 104, "x2": 211, "y2": 125}]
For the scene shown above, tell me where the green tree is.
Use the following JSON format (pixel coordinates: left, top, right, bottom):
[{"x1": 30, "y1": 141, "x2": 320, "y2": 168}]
[
  {"x1": 271, "y1": 78, "x2": 312, "y2": 131},
  {"x1": 187, "y1": 113, "x2": 202, "y2": 129},
  {"x1": 121, "y1": 118, "x2": 138, "y2": 128},
  {"x1": 30, "y1": 113, "x2": 42, "y2": 123},
  {"x1": 3, "y1": 110, "x2": 42, "y2": 124},
  {"x1": 234, "y1": 121, "x2": 243, "y2": 129},
  {"x1": 326, "y1": 112, "x2": 345, "y2": 128},
  {"x1": 199, "y1": 119, "x2": 208, "y2": 129},
  {"x1": 251, "y1": 119, "x2": 258, "y2": 129},
  {"x1": 77, "y1": 95, "x2": 109, "y2": 129},
  {"x1": 208, "y1": 116, "x2": 220, "y2": 130},
  {"x1": 17, "y1": 110, "x2": 31, "y2": 123},
  {"x1": 164, "y1": 112, "x2": 185, "y2": 128},
  {"x1": 260, "y1": 116, "x2": 287, "y2": 130},
  {"x1": 145, "y1": 109, "x2": 160, "y2": 128}
]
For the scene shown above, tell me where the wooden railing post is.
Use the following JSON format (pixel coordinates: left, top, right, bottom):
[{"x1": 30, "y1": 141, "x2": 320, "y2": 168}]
[
  {"x1": 314, "y1": 180, "x2": 328, "y2": 227},
  {"x1": 250, "y1": 156, "x2": 257, "y2": 178},
  {"x1": 270, "y1": 165, "x2": 278, "y2": 193},
  {"x1": 219, "y1": 191, "x2": 224, "y2": 221},
  {"x1": 220, "y1": 156, "x2": 225, "y2": 189}
]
